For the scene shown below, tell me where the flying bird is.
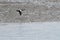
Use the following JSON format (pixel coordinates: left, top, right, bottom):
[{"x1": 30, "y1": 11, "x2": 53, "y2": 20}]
[
  {"x1": 16, "y1": 9, "x2": 25, "y2": 16},
  {"x1": 16, "y1": 9, "x2": 22, "y2": 15}
]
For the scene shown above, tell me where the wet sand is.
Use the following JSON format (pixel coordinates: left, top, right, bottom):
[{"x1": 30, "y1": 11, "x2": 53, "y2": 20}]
[{"x1": 0, "y1": 2, "x2": 60, "y2": 23}]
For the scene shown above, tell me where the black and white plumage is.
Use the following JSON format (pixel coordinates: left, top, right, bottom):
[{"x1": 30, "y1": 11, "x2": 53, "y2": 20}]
[
  {"x1": 16, "y1": 10, "x2": 22, "y2": 15},
  {"x1": 16, "y1": 9, "x2": 25, "y2": 16}
]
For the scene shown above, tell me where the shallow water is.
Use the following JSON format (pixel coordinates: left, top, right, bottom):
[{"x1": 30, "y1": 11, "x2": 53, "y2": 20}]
[{"x1": 0, "y1": 22, "x2": 60, "y2": 40}]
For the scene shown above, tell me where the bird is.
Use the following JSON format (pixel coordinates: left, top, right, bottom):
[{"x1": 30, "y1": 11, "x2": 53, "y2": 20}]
[
  {"x1": 16, "y1": 9, "x2": 25, "y2": 16},
  {"x1": 16, "y1": 9, "x2": 22, "y2": 16}
]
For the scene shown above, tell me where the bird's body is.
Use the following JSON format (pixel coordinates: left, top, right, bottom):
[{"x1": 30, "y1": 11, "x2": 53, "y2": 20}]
[
  {"x1": 16, "y1": 9, "x2": 25, "y2": 16},
  {"x1": 16, "y1": 10, "x2": 22, "y2": 15}
]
